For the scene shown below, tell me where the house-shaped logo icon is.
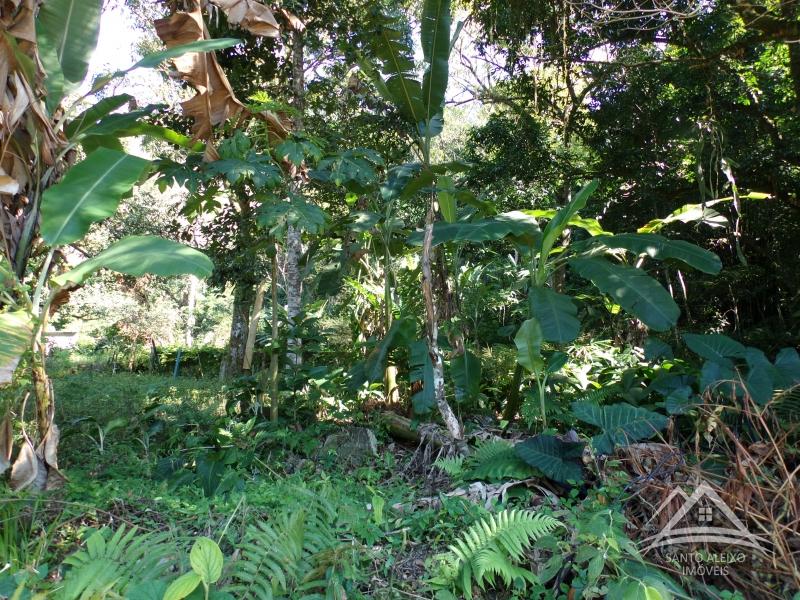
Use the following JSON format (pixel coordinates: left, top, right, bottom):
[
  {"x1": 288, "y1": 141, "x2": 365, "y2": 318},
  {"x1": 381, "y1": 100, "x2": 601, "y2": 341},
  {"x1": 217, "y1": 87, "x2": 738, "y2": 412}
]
[{"x1": 640, "y1": 480, "x2": 771, "y2": 555}]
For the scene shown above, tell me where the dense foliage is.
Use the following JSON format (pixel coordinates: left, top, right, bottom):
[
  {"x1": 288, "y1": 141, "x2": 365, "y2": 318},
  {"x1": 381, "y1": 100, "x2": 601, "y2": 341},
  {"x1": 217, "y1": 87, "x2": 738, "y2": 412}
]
[{"x1": 1, "y1": 0, "x2": 799, "y2": 599}]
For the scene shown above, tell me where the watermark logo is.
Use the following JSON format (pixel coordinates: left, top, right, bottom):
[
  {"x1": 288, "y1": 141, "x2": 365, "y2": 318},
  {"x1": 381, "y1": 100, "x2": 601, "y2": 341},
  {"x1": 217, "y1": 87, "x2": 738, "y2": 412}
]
[{"x1": 640, "y1": 480, "x2": 771, "y2": 556}]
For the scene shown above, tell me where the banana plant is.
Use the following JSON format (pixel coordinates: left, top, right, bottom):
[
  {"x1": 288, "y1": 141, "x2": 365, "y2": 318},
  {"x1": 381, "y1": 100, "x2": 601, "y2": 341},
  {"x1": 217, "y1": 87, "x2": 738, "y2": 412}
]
[
  {"x1": 1, "y1": 1, "x2": 227, "y2": 489},
  {"x1": 359, "y1": 0, "x2": 467, "y2": 438},
  {"x1": 412, "y1": 181, "x2": 723, "y2": 427}
]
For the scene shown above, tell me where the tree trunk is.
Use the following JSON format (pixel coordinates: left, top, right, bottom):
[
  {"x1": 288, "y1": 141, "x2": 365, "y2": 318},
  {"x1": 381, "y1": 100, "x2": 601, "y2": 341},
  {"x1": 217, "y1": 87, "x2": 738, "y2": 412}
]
[
  {"x1": 285, "y1": 224, "x2": 303, "y2": 366},
  {"x1": 243, "y1": 278, "x2": 268, "y2": 373},
  {"x1": 269, "y1": 252, "x2": 280, "y2": 420},
  {"x1": 221, "y1": 283, "x2": 255, "y2": 379},
  {"x1": 284, "y1": 27, "x2": 306, "y2": 367},
  {"x1": 422, "y1": 200, "x2": 462, "y2": 440}
]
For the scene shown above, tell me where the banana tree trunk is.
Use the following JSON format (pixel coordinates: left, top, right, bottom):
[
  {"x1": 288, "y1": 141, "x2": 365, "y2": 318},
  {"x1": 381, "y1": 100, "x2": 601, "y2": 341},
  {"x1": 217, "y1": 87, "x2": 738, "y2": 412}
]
[
  {"x1": 269, "y1": 252, "x2": 280, "y2": 420},
  {"x1": 422, "y1": 201, "x2": 462, "y2": 440}
]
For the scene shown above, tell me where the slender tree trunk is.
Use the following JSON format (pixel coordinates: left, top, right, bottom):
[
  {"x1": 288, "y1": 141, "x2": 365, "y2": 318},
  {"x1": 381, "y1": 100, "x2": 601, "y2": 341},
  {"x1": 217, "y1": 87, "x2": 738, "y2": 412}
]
[
  {"x1": 285, "y1": 225, "x2": 303, "y2": 366},
  {"x1": 383, "y1": 242, "x2": 400, "y2": 405},
  {"x1": 243, "y1": 278, "x2": 268, "y2": 373},
  {"x1": 221, "y1": 283, "x2": 255, "y2": 379},
  {"x1": 269, "y1": 252, "x2": 280, "y2": 421},
  {"x1": 422, "y1": 200, "x2": 462, "y2": 440},
  {"x1": 284, "y1": 27, "x2": 306, "y2": 367}
]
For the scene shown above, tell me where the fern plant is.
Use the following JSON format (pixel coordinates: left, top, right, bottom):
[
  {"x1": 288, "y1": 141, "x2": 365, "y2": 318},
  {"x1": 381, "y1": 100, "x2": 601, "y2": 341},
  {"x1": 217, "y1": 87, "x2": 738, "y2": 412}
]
[
  {"x1": 59, "y1": 525, "x2": 176, "y2": 600},
  {"x1": 430, "y1": 509, "x2": 562, "y2": 599},
  {"x1": 465, "y1": 440, "x2": 539, "y2": 482},
  {"x1": 226, "y1": 487, "x2": 358, "y2": 599}
]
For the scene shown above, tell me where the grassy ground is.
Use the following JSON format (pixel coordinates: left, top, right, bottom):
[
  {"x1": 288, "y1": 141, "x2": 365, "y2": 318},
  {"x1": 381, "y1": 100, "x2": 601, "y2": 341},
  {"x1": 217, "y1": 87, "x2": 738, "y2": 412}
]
[{"x1": 3, "y1": 364, "x2": 496, "y2": 598}]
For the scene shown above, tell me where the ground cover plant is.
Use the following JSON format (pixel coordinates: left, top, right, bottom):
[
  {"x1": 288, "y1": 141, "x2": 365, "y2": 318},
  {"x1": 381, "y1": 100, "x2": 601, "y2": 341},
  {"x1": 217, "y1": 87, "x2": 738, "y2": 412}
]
[{"x1": 1, "y1": 0, "x2": 799, "y2": 598}]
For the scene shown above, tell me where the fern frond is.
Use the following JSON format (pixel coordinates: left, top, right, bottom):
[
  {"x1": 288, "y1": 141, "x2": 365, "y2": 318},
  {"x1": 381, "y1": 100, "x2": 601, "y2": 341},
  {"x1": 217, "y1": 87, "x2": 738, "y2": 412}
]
[
  {"x1": 466, "y1": 440, "x2": 537, "y2": 482},
  {"x1": 575, "y1": 385, "x2": 617, "y2": 405},
  {"x1": 772, "y1": 386, "x2": 800, "y2": 423},
  {"x1": 434, "y1": 456, "x2": 465, "y2": 476},
  {"x1": 439, "y1": 509, "x2": 562, "y2": 599},
  {"x1": 227, "y1": 485, "x2": 360, "y2": 600},
  {"x1": 60, "y1": 525, "x2": 176, "y2": 599}
]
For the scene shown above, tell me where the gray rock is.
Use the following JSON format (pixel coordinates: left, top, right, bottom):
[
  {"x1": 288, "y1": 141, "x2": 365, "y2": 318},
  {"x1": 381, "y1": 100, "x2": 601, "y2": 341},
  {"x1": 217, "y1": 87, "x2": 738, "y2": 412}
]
[{"x1": 320, "y1": 427, "x2": 378, "y2": 466}]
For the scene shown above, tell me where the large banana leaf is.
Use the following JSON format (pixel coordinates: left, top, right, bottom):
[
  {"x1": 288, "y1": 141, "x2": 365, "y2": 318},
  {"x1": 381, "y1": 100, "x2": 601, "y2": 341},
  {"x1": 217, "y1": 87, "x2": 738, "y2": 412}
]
[
  {"x1": 450, "y1": 349, "x2": 481, "y2": 401},
  {"x1": 584, "y1": 233, "x2": 721, "y2": 275},
  {"x1": 0, "y1": 312, "x2": 33, "y2": 385},
  {"x1": 514, "y1": 318, "x2": 544, "y2": 374},
  {"x1": 406, "y1": 211, "x2": 541, "y2": 246},
  {"x1": 65, "y1": 95, "x2": 134, "y2": 139},
  {"x1": 515, "y1": 434, "x2": 585, "y2": 483},
  {"x1": 40, "y1": 149, "x2": 150, "y2": 246},
  {"x1": 348, "y1": 317, "x2": 416, "y2": 390},
  {"x1": 420, "y1": 0, "x2": 451, "y2": 128},
  {"x1": 530, "y1": 287, "x2": 580, "y2": 343},
  {"x1": 571, "y1": 401, "x2": 669, "y2": 454},
  {"x1": 568, "y1": 258, "x2": 679, "y2": 331},
  {"x1": 89, "y1": 39, "x2": 241, "y2": 94},
  {"x1": 37, "y1": 0, "x2": 102, "y2": 91},
  {"x1": 364, "y1": 23, "x2": 425, "y2": 123},
  {"x1": 637, "y1": 192, "x2": 768, "y2": 233},
  {"x1": 539, "y1": 180, "x2": 598, "y2": 261},
  {"x1": 410, "y1": 340, "x2": 435, "y2": 414},
  {"x1": 53, "y1": 236, "x2": 213, "y2": 287}
]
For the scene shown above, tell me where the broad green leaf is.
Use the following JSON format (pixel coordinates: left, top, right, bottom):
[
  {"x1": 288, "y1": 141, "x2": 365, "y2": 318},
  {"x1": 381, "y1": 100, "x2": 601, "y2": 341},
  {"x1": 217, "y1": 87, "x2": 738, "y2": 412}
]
[
  {"x1": 54, "y1": 236, "x2": 213, "y2": 287},
  {"x1": 540, "y1": 180, "x2": 598, "y2": 261},
  {"x1": 775, "y1": 348, "x2": 800, "y2": 388},
  {"x1": 636, "y1": 193, "x2": 768, "y2": 234},
  {"x1": 585, "y1": 233, "x2": 721, "y2": 274},
  {"x1": 523, "y1": 209, "x2": 609, "y2": 236},
  {"x1": 0, "y1": 311, "x2": 32, "y2": 385},
  {"x1": 515, "y1": 434, "x2": 585, "y2": 483},
  {"x1": 371, "y1": 20, "x2": 425, "y2": 124},
  {"x1": 38, "y1": 33, "x2": 66, "y2": 111},
  {"x1": 643, "y1": 338, "x2": 673, "y2": 361},
  {"x1": 163, "y1": 572, "x2": 201, "y2": 600},
  {"x1": 349, "y1": 317, "x2": 416, "y2": 390},
  {"x1": 420, "y1": 0, "x2": 451, "y2": 128},
  {"x1": 569, "y1": 258, "x2": 680, "y2": 331},
  {"x1": 40, "y1": 149, "x2": 150, "y2": 246},
  {"x1": 189, "y1": 537, "x2": 223, "y2": 584},
  {"x1": 407, "y1": 211, "x2": 541, "y2": 247},
  {"x1": 89, "y1": 39, "x2": 242, "y2": 94},
  {"x1": 133, "y1": 39, "x2": 241, "y2": 70},
  {"x1": 438, "y1": 176, "x2": 457, "y2": 223},
  {"x1": 683, "y1": 333, "x2": 746, "y2": 367},
  {"x1": 450, "y1": 350, "x2": 481, "y2": 401},
  {"x1": 37, "y1": 0, "x2": 102, "y2": 88},
  {"x1": 572, "y1": 402, "x2": 669, "y2": 454},
  {"x1": 699, "y1": 360, "x2": 738, "y2": 396},
  {"x1": 398, "y1": 169, "x2": 435, "y2": 202},
  {"x1": 65, "y1": 94, "x2": 133, "y2": 139},
  {"x1": 530, "y1": 287, "x2": 580, "y2": 343},
  {"x1": 514, "y1": 318, "x2": 544, "y2": 374},
  {"x1": 77, "y1": 108, "x2": 201, "y2": 150},
  {"x1": 410, "y1": 340, "x2": 436, "y2": 414}
]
